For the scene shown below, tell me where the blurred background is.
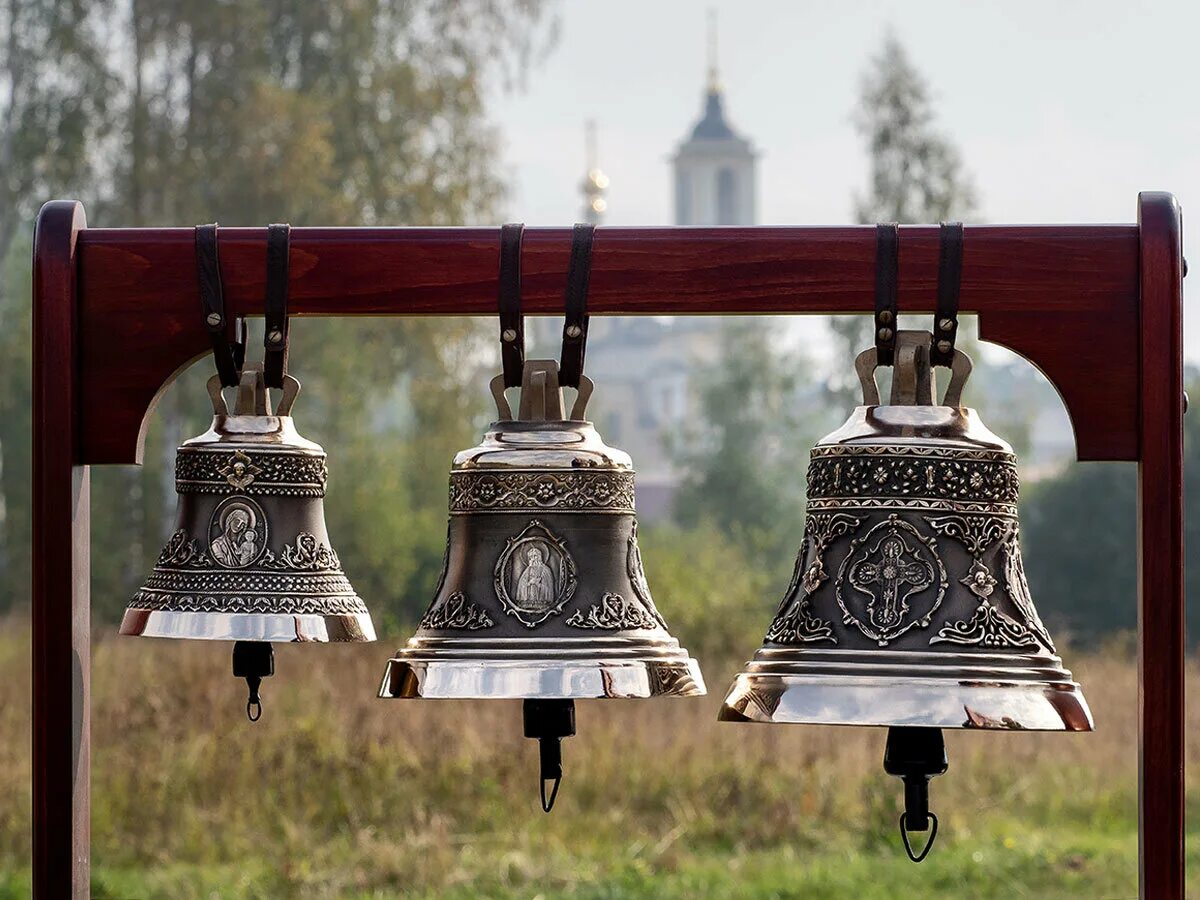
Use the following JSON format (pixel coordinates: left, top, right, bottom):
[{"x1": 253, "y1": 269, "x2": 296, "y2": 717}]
[{"x1": 1, "y1": 1, "x2": 1198, "y2": 896}]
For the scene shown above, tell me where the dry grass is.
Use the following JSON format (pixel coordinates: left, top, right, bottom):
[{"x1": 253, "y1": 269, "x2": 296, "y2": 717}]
[{"x1": 0, "y1": 621, "x2": 1196, "y2": 897}]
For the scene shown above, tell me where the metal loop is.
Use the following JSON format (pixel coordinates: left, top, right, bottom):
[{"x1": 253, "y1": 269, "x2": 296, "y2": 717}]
[
  {"x1": 246, "y1": 699, "x2": 262, "y2": 723},
  {"x1": 540, "y1": 775, "x2": 562, "y2": 813},
  {"x1": 899, "y1": 811, "x2": 938, "y2": 863}
]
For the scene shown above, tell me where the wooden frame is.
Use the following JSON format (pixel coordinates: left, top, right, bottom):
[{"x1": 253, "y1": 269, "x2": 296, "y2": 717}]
[{"x1": 31, "y1": 193, "x2": 1185, "y2": 897}]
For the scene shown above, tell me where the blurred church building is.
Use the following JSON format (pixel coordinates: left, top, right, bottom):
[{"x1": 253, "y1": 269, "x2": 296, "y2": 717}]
[{"x1": 576, "y1": 48, "x2": 756, "y2": 520}]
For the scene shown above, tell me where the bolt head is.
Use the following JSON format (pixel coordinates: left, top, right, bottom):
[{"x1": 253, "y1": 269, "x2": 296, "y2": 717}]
[
  {"x1": 877, "y1": 327, "x2": 893, "y2": 342},
  {"x1": 268, "y1": 329, "x2": 283, "y2": 344},
  {"x1": 878, "y1": 310, "x2": 893, "y2": 325},
  {"x1": 502, "y1": 328, "x2": 518, "y2": 342},
  {"x1": 939, "y1": 318, "x2": 955, "y2": 331},
  {"x1": 565, "y1": 324, "x2": 582, "y2": 339},
  {"x1": 937, "y1": 339, "x2": 953, "y2": 354},
  {"x1": 206, "y1": 312, "x2": 222, "y2": 328}
]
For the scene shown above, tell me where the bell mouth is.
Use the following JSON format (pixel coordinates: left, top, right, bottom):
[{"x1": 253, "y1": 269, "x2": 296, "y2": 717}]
[
  {"x1": 718, "y1": 648, "x2": 1092, "y2": 732},
  {"x1": 379, "y1": 636, "x2": 706, "y2": 700},
  {"x1": 119, "y1": 608, "x2": 376, "y2": 642}
]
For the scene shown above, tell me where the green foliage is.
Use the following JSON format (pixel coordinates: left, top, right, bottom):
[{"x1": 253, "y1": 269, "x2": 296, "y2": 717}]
[
  {"x1": 1021, "y1": 378, "x2": 1200, "y2": 643},
  {"x1": 668, "y1": 318, "x2": 818, "y2": 565},
  {"x1": 829, "y1": 32, "x2": 979, "y2": 405}
]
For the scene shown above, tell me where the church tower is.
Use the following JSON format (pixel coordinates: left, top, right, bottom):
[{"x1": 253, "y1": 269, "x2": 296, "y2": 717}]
[{"x1": 672, "y1": 14, "x2": 757, "y2": 225}]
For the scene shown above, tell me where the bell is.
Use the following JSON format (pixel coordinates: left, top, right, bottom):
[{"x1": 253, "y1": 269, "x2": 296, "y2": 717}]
[
  {"x1": 720, "y1": 331, "x2": 1092, "y2": 856},
  {"x1": 380, "y1": 359, "x2": 706, "y2": 808},
  {"x1": 121, "y1": 366, "x2": 376, "y2": 716}
]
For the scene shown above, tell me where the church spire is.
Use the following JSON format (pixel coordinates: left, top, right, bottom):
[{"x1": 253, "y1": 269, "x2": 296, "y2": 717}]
[
  {"x1": 579, "y1": 119, "x2": 609, "y2": 224},
  {"x1": 707, "y1": 9, "x2": 721, "y2": 94}
]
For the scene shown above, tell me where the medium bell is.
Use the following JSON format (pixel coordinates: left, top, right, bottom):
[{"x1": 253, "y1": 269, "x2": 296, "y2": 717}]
[
  {"x1": 720, "y1": 331, "x2": 1092, "y2": 856},
  {"x1": 379, "y1": 359, "x2": 706, "y2": 807}
]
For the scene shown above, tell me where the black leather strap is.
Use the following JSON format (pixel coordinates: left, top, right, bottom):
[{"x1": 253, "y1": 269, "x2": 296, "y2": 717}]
[
  {"x1": 874, "y1": 223, "x2": 900, "y2": 365},
  {"x1": 195, "y1": 223, "x2": 241, "y2": 387},
  {"x1": 558, "y1": 223, "x2": 596, "y2": 388},
  {"x1": 498, "y1": 223, "x2": 525, "y2": 388},
  {"x1": 263, "y1": 223, "x2": 291, "y2": 388},
  {"x1": 931, "y1": 222, "x2": 964, "y2": 367}
]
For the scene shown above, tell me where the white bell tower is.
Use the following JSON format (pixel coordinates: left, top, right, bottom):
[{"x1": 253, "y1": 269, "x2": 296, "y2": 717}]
[{"x1": 672, "y1": 13, "x2": 757, "y2": 226}]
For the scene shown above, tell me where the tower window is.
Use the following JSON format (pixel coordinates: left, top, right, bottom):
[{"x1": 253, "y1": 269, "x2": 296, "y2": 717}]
[{"x1": 716, "y1": 167, "x2": 737, "y2": 225}]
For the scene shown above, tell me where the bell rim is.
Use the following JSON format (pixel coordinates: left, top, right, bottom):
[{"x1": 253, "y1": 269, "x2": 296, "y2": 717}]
[
  {"x1": 717, "y1": 671, "x2": 1093, "y2": 731},
  {"x1": 379, "y1": 649, "x2": 707, "y2": 700},
  {"x1": 118, "y1": 608, "x2": 376, "y2": 643}
]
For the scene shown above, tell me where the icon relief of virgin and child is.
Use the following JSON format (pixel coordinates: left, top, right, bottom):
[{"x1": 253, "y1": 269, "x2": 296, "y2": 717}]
[
  {"x1": 514, "y1": 543, "x2": 557, "y2": 611},
  {"x1": 211, "y1": 503, "x2": 261, "y2": 568}
]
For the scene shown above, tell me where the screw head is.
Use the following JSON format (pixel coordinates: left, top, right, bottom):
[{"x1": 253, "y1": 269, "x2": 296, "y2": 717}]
[
  {"x1": 939, "y1": 318, "x2": 955, "y2": 331},
  {"x1": 937, "y1": 339, "x2": 953, "y2": 354},
  {"x1": 878, "y1": 310, "x2": 893, "y2": 325},
  {"x1": 206, "y1": 312, "x2": 223, "y2": 328},
  {"x1": 565, "y1": 324, "x2": 582, "y2": 339},
  {"x1": 877, "y1": 327, "x2": 893, "y2": 342},
  {"x1": 502, "y1": 328, "x2": 518, "y2": 342},
  {"x1": 268, "y1": 329, "x2": 283, "y2": 344}
]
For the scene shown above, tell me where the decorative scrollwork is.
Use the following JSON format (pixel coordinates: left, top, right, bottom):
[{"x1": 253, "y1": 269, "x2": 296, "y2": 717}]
[
  {"x1": 129, "y1": 589, "x2": 367, "y2": 616},
  {"x1": 765, "y1": 598, "x2": 835, "y2": 644},
  {"x1": 175, "y1": 447, "x2": 328, "y2": 496},
  {"x1": 450, "y1": 470, "x2": 635, "y2": 514},
  {"x1": 566, "y1": 593, "x2": 658, "y2": 630},
  {"x1": 627, "y1": 521, "x2": 667, "y2": 628},
  {"x1": 420, "y1": 592, "x2": 494, "y2": 630},
  {"x1": 931, "y1": 599, "x2": 1039, "y2": 649},
  {"x1": 807, "y1": 445, "x2": 1018, "y2": 509},
  {"x1": 1002, "y1": 526, "x2": 1056, "y2": 652},
  {"x1": 925, "y1": 514, "x2": 1010, "y2": 557}
]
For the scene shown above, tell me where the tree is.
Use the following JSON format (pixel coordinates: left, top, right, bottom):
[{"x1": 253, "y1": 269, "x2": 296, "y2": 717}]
[
  {"x1": 2, "y1": 0, "x2": 556, "y2": 621},
  {"x1": 829, "y1": 33, "x2": 977, "y2": 407},
  {"x1": 669, "y1": 318, "x2": 820, "y2": 569}
]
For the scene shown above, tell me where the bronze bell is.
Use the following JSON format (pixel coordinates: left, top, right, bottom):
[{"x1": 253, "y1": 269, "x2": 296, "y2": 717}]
[
  {"x1": 720, "y1": 331, "x2": 1092, "y2": 857},
  {"x1": 122, "y1": 366, "x2": 376, "y2": 716},
  {"x1": 380, "y1": 359, "x2": 706, "y2": 808}
]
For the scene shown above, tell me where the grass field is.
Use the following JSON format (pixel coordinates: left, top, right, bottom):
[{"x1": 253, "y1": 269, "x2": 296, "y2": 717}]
[{"x1": 0, "y1": 622, "x2": 1196, "y2": 898}]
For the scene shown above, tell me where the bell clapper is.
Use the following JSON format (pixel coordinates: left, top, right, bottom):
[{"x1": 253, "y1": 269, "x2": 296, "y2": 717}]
[
  {"x1": 884, "y1": 726, "x2": 948, "y2": 862},
  {"x1": 523, "y1": 699, "x2": 576, "y2": 813},
  {"x1": 232, "y1": 641, "x2": 274, "y2": 722}
]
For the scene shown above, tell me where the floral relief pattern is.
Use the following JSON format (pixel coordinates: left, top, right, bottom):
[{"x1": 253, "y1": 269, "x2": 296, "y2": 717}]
[
  {"x1": 566, "y1": 593, "x2": 659, "y2": 630},
  {"x1": 175, "y1": 448, "x2": 328, "y2": 496},
  {"x1": 450, "y1": 470, "x2": 635, "y2": 513},
  {"x1": 420, "y1": 592, "x2": 494, "y2": 631}
]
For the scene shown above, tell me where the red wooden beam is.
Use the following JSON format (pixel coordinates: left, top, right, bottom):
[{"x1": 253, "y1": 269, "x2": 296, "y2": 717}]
[
  {"x1": 1136, "y1": 191, "x2": 1185, "y2": 899},
  {"x1": 75, "y1": 223, "x2": 1140, "y2": 464}
]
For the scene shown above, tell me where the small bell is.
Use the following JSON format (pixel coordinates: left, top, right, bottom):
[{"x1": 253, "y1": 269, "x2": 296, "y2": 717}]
[
  {"x1": 122, "y1": 367, "x2": 375, "y2": 716},
  {"x1": 720, "y1": 331, "x2": 1093, "y2": 857},
  {"x1": 379, "y1": 360, "x2": 706, "y2": 808}
]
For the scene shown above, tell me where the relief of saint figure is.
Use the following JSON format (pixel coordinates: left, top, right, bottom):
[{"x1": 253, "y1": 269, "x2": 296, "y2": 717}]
[
  {"x1": 209, "y1": 499, "x2": 266, "y2": 568},
  {"x1": 515, "y1": 545, "x2": 555, "y2": 611}
]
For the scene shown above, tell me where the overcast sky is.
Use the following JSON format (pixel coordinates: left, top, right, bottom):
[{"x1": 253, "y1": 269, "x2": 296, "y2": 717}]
[{"x1": 490, "y1": 0, "x2": 1198, "y2": 357}]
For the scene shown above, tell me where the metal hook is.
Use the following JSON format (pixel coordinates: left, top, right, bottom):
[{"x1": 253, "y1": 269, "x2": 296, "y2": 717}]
[
  {"x1": 540, "y1": 773, "x2": 562, "y2": 813},
  {"x1": 899, "y1": 811, "x2": 938, "y2": 863}
]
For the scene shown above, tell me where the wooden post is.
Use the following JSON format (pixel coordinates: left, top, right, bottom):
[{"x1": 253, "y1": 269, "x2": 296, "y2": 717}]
[
  {"x1": 1136, "y1": 191, "x2": 1185, "y2": 899},
  {"x1": 32, "y1": 200, "x2": 91, "y2": 897}
]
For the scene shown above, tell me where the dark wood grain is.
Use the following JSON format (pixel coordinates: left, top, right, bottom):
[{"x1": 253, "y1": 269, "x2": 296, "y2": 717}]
[
  {"x1": 1136, "y1": 192, "x2": 1185, "y2": 900},
  {"x1": 76, "y1": 224, "x2": 1140, "y2": 464},
  {"x1": 32, "y1": 200, "x2": 91, "y2": 898}
]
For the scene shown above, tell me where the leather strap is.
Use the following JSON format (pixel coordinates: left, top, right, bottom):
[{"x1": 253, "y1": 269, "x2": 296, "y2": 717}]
[
  {"x1": 874, "y1": 223, "x2": 900, "y2": 365},
  {"x1": 558, "y1": 223, "x2": 596, "y2": 388},
  {"x1": 263, "y1": 223, "x2": 291, "y2": 388},
  {"x1": 931, "y1": 222, "x2": 964, "y2": 367},
  {"x1": 195, "y1": 224, "x2": 241, "y2": 387},
  {"x1": 498, "y1": 223, "x2": 525, "y2": 388}
]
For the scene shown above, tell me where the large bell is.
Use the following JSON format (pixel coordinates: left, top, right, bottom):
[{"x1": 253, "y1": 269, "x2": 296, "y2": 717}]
[
  {"x1": 380, "y1": 359, "x2": 705, "y2": 807},
  {"x1": 720, "y1": 331, "x2": 1092, "y2": 858},
  {"x1": 121, "y1": 366, "x2": 375, "y2": 714}
]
